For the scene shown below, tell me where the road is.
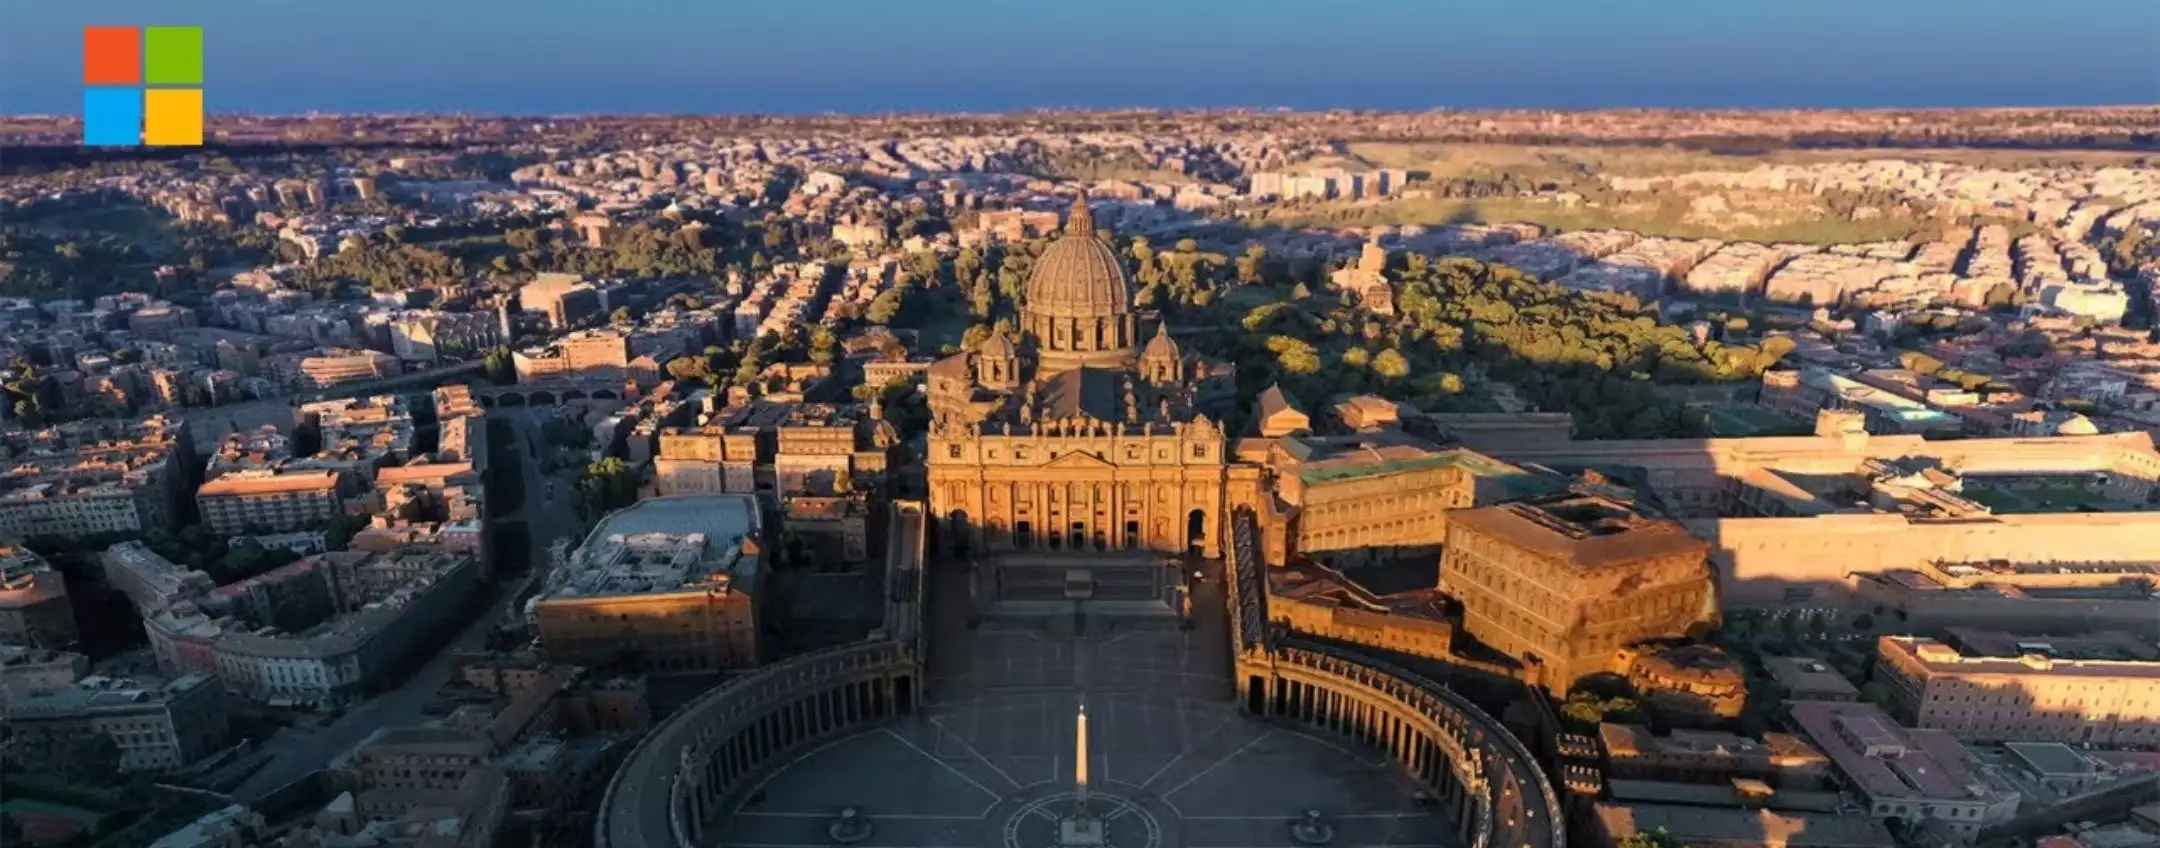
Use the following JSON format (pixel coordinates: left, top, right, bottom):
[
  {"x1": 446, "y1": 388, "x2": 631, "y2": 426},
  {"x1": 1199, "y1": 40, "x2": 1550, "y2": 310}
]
[{"x1": 232, "y1": 407, "x2": 580, "y2": 801}]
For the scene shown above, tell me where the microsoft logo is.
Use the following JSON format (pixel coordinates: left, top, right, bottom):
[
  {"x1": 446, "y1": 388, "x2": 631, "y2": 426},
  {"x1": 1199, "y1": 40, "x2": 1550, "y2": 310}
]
[{"x1": 83, "y1": 26, "x2": 203, "y2": 147}]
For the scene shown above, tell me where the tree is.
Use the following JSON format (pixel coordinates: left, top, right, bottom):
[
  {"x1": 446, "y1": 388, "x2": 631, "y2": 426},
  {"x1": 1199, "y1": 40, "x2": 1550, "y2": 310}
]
[
  {"x1": 665, "y1": 356, "x2": 710, "y2": 384},
  {"x1": 610, "y1": 306, "x2": 633, "y2": 326},
  {"x1": 1371, "y1": 349, "x2": 1411, "y2": 381},
  {"x1": 1560, "y1": 692, "x2": 1644, "y2": 727},
  {"x1": 866, "y1": 289, "x2": 904, "y2": 325},
  {"x1": 577, "y1": 457, "x2": 641, "y2": 520},
  {"x1": 481, "y1": 346, "x2": 515, "y2": 384},
  {"x1": 808, "y1": 326, "x2": 838, "y2": 365},
  {"x1": 1266, "y1": 336, "x2": 1322, "y2": 376},
  {"x1": 1618, "y1": 827, "x2": 1689, "y2": 848}
]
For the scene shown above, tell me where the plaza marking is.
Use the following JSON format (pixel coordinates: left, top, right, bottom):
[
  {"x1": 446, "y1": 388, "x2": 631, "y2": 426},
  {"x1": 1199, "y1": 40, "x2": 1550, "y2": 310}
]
[
  {"x1": 1137, "y1": 712, "x2": 1241, "y2": 790},
  {"x1": 1277, "y1": 725, "x2": 1392, "y2": 768},
  {"x1": 929, "y1": 715, "x2": 1025, "y2": 790},
  {"x1": 730, "y1": 729, "x2": 877, "y2": 815},
  {"x1": 1160, "y1": 729, "x2": 1273, "y2": 800},
  {"x1": 880, "y1": 728, "x2": 1003, "y2": 811}
]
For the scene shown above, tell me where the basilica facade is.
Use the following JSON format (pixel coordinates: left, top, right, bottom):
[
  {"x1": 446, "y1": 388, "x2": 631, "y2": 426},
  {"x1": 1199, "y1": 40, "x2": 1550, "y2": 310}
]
[{"x1": 925, "y1": 198, "x2": 1241, "y2": 559}]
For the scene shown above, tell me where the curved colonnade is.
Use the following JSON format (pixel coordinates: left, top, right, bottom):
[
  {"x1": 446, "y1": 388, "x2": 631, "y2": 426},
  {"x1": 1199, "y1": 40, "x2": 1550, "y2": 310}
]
[
  {"x1": 1237, "y1": 641, "x2": 1560, "y2": 848},
  {"x1": 594, "y1": 504, "x2": 1561, "y2": 848},
  {"x1": 1226, "y1": 506, "x2": 1564, "y2": 848},
  {"x1": 593, "y1": 639, "x2": 918, "y2": 848}
]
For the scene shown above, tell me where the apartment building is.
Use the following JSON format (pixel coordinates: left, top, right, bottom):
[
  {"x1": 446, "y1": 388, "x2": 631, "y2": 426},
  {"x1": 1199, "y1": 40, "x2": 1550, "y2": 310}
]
[
  {"x1": 0, "y1": 644, "x2": 89, "y2": 699},
  {"x1": 295, "y1": 348, "x2": 400, "y2": 389},
  {"x1": 384, "y1": 310, "x2": 503, "y2": 364},
  {"x1": 0, "y1": 546, "x2": 78, "y2": 649},
  {"x1": 1876, "y1": 631, "x2": 2160, "y2": 746},
  {"x1": 0, "y1": 415, "x2": 194, "y2": 541},
  {"x1": 196, "y1": 468, "x2": 344, "y2": 535},
  {"x1": 146, "y1": 550, "x2": 479, "y2": 706},
  {"x1": 335, "y1": 726, "x2": 496, "y2": 821},
  {"x1": 0, "y1": 672, "x2": 229, "y2": 772},
  {"x1": 100, "y1": 540, "x2": 217, "y2": 614}
]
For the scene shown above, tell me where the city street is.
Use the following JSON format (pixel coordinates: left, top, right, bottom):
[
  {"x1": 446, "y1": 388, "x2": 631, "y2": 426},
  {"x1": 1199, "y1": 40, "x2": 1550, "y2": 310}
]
[{"x1": 232, "y1": 407, "x2": 580, "y2": 801}]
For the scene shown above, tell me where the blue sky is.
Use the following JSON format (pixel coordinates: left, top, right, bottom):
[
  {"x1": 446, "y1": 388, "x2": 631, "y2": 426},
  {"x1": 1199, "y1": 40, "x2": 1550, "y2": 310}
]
[{"x1": 3, "y1": 0, "x2": 2156, "y2": 115}]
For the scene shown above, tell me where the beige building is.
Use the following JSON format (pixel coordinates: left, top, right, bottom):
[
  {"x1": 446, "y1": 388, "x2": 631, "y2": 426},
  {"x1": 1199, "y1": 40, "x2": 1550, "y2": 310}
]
[
  {"x1": 1876, "y1": 632, "x2": 2160, "y2": 746},
  {"x1": 656, "y1": 401, "x2": 899, "y2": 498},
  {"x1": 196, "y1": 468, "x2": 344, "y2": 535},
  {"x1": 1440, "y1": 483, "x2": 1716, "y2": 694},
  {"x1": 1481, "y1": 410, "x2": 2160, "y2": 608},
  {"x1": 532, "y1": 495, "x2": 765, "y2": 673},
  {"x1": 513, "y1": 329, "x2": 632, "y2": 384},
  {"x1": 1852, "y1": 560, "x2": 2160, "y2": 638},
  {"x1": 297, "y1": 348, "x2": 399, "y2": 389},
  {"x1": 519, "y1": 272, "x2": 599, "y2": 328}
]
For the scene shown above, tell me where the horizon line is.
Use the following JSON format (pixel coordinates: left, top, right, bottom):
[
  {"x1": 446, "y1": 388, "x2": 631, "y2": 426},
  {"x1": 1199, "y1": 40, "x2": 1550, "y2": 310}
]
[{"x1": 9, "y1": 102, "x2": 2160, "y2": 121}]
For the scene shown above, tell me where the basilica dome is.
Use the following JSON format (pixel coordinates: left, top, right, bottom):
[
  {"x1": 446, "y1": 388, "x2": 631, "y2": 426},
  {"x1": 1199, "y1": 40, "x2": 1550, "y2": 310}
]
[{"x1": 1026, "y1": 198, "x2": 1131, "y2": 319}]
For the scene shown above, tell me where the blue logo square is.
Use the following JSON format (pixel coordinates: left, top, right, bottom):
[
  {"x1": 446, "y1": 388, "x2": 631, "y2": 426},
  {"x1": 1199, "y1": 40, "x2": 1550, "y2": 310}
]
[{"x1": 84, "y1": 86, "x2": 143, "y2": 146}]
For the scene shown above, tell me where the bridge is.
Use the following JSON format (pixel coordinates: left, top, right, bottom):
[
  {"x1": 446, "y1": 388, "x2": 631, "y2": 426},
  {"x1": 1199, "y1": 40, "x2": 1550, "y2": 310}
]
[{"x1": 466, "y1": 378, "x2": 624, "y2": 408}]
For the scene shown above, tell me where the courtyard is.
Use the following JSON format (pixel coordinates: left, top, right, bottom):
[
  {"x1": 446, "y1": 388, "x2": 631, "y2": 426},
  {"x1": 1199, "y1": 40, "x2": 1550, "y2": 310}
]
[{"x1": 709, "y1": 558, "x2": 1456, "y2": 848}]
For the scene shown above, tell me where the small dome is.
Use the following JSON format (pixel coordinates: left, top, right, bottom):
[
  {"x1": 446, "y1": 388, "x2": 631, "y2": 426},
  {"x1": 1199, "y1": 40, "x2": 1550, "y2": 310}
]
[
  {"x1": 980, "y1": 332, "x2": 1015, "y2": 358},
  {"x1": 1026, "y1": 197, "x2": 1131, "y2": 320},
  {"x1": 1143, "y1": 322, "x2": 1179, "y2": 359}
]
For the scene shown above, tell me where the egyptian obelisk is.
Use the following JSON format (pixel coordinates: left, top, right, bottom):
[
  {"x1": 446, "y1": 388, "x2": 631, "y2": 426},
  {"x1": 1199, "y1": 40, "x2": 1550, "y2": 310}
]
[{"x1": 1058, "y1": 700, "x2": 1107, "y2": 846}]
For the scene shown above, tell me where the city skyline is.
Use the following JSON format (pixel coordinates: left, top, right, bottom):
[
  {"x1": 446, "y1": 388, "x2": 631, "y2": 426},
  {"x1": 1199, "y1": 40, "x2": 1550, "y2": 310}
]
[{"x1": 3, "y1": 0, "x2": 2157, "y2": 116}]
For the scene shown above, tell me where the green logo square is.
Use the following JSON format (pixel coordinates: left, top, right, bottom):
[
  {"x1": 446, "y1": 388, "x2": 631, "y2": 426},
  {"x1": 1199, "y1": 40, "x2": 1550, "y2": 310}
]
[{"x1": 144, "y1": 26, "x2": 203, "y2": 85}]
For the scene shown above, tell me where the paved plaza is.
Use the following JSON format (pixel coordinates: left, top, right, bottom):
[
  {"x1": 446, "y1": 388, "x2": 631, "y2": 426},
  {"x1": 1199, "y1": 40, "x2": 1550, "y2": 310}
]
[{"x1": 713, "y1": 560, "x2": 1456, "y2": 848}]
